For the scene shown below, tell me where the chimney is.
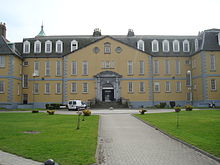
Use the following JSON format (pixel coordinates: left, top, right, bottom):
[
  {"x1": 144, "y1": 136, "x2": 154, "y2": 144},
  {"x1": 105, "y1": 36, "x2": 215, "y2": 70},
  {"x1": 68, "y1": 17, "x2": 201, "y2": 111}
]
[
  {"x1": 0, "y1": 22, "x2": 6, "y2": 38},
  {"x1": 127, "y1": 29, "x2": 134, "y2": 37},
  {"x1": 93, "y1": 28, "x2": 101, "y2": 37}
]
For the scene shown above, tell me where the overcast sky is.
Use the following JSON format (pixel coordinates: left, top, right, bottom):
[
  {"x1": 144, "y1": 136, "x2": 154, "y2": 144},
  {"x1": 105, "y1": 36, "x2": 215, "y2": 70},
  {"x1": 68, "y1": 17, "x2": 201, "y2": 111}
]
[{"x1": 0, "y1": 0, "x2": 219, "y2": 42}]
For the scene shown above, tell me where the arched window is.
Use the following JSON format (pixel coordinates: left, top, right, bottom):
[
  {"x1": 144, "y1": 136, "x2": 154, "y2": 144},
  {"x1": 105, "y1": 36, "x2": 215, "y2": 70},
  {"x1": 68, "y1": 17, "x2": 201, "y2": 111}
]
[
  {"x1": 183, "y1": 40, "x2": 190, "y2": 52},
  {"x1": 194, "y1": 39, "x2": 199, "y2": 51},
  {"x1": 162, "y1": 40, "x2": 169, "y2": 52},
  {"x1": 45, "y1": 40, "x2": 52, "y2": 53},
  {"x1": 71, "y1": 40, "x2": 78, "y2": 52},
  {"x1": 173, "y1": 40, "x2": 179, "y2": 52},
  {"x1": 137, "y1": 40, "x2": 145, "y2": 51},
  {"x1": 56, "y1": 40, "x2": 63, "y2": 53},
  {"x1": 152, "y1": 40, "x2": 159, "y2": 52},
  {"x1": 23, "y1": 40, "x2": 30, "y2": 53},
  {"x1": 104, "y1": 42, "x2": 111, "y2": 54},
  {"x1": 34, "y1": 40, "x2": 41, "y2": 53}
]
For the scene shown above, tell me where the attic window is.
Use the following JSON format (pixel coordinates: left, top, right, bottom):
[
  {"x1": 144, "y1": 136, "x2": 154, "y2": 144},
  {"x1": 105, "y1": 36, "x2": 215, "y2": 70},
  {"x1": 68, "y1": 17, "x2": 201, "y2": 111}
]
[
  {"x1": 162, "y1": 40, "x2": 169, "y2": 52},
  {"x1": 56, "y1": 40, "x2": 63, "y2": 53},
  {"x1": 71, "y1": 40, "x2": 78, "y2": 51},
  {"x1": 137, "y1": 40, "x2": 145, "y2": 51},
  {"x1": 195, "y1": 39, "x2": 199, "y2": 51},
  {"x1": 23, "y1": 40, "x2": 30, "y2": 54},
  {"x1": 183, "y1": 40, "x2": 190, "y2": 52},
  {"x1": 34, "y1": 40, "x2": 41, "y2": 53},
  {"x1": 45, "y1": 40, "x2": 52, "y2": 53},
  {"x1": 173, "y1": 40, "x2": 179, "y2": 52},
  {"x1": 152, "y1": 40, "x2": 159, "y2": 52},
  {"x1": 104, "y1": 42, "x2": 111, "y2": 54}
]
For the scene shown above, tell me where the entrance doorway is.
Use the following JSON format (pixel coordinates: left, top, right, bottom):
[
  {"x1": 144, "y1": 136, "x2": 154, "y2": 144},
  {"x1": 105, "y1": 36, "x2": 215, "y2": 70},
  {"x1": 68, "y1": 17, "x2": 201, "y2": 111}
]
[
  {"x1": 102, "y1": 89, "x2": 114, "y2": 102},
  {"x1": 23, "y1": 94, "x2": 28, "y2": 104}
]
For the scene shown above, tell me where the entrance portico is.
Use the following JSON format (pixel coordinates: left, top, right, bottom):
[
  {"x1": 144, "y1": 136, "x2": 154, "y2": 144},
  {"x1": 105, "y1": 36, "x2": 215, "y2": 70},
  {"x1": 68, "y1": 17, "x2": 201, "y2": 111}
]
[{"x1": 94, "y1": 71, "x2": 122, "y2": 102}]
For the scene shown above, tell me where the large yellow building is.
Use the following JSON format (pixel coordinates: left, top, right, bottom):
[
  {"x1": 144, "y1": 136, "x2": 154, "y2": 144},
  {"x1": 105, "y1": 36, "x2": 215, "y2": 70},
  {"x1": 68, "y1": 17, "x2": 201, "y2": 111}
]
[{"x1": 0, "y1": 23, "x2": 219, "y2": 109}]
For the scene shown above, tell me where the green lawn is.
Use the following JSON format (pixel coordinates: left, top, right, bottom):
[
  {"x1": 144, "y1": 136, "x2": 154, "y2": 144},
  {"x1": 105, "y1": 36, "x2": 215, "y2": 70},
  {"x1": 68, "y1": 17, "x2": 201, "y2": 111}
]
[
  {"x1": 0, "y1": 113, "x2": 99, "y2": 165},
  {"x1": 135, "y1": 110, "x2": 220, "y2": 158}
]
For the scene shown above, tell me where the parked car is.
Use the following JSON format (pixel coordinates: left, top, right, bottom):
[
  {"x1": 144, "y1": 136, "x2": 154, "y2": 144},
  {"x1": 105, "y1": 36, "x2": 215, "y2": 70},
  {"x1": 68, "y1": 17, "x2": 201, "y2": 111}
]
[{"x1": 67, "y1": 100, "x2": 87, "y2": 111}]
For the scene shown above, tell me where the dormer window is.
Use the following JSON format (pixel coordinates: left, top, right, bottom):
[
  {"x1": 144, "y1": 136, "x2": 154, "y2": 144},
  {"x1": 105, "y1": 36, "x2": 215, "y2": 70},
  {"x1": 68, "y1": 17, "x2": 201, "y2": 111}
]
[
  {"x1": 45, "y1": 40, "x2": 52, "y2": 53},
  {"x1": 71, "y1": 40, "x2": 78, "y2": 52},
  {"x1": 56, "y1": 40, "x2": 63, "y2": 53},
  {"x1": 183, "y1": 40, "x2": 190, "y2": 52},
  {"x1": 137, "y1": 40, "x2": 144, "y2": 51},
  {"x1": 23, "y1": 40, "x2": 30, "y2": 54},
  {"x1": 162, "y1": 40, "x2": 169, "y2": 52},
  {"x1": 152, "y1": 40, "x2": 159, "y2": 52},
  {"x1": 104, "y1": 42, "x2": 111, "y2": 54},
  {"x1": 195, "y1": 39, "x2": 199, "y2": 51},
  {"x1": 34, "y1": 40, "x2": 41, "y2": 53},
  {"x1": 173, "y1": 40, "x2": 179, "y2": 52}
]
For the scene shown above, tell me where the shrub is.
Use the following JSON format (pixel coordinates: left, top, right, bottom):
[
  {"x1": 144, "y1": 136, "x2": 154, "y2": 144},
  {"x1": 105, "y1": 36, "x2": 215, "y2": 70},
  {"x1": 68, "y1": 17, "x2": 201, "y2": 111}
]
[
  {"x1": 174, "y1": 107, "x2": 181, "y2": 112},
  {"x1": 139, "y1": 109, "x2": 147, "y2": 115},
  {"x1": 47, "y1": 110, "x2": 55, "y2": 115},
  {"x1": 32, "y1": 110, "x2": 39, "y2": 113},
  {"x1": 170, "y1": 101, "x2": 176, "y2": 108},
  {"x1": 160, "y1": 102, "x2": 167, "y2": 108},
  {"x1": 45, "y1": 104, "x2": 50, "y2": 109},
  {"x1": 185, "y1": 105, "x2": 193, "y2": 111},
  {"x1": 155, "y1": 104, "x2": 161, "y2": 108},
  {"x1": 82, "y1": 109, "x2": 91, "y2": 116}
]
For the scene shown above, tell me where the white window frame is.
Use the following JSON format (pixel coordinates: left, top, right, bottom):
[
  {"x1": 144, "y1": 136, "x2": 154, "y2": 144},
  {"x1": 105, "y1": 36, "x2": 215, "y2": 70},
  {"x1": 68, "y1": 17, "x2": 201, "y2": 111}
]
[
  {"x1": 128, "y1": 61, "x2": 133, "y2": 75},
  {"x1": 104, "y1": 42, "x2": 111, "y2": 54},
  {"x1": 186, "y1": 70, "x2": 192, "y2": 86},
  {"x1": 153, "y1": 60, "x2": 159, "y2": 74},
  {"x1": 211, "y1": 79, "x2": 216, "y2": 91},
  {"x1": 162, "y1": 40, "x2": 169, "y2": 52},
  {"x1": 0, "y1": 81, "x2": 4, "y2": 93},
  {"x1": 34, "y1": 40, "x2": 41, "y2": 53},
  {"x1": 45, "y1": 83, "x2": 50, "y2": 94},
  {"x1": 56, "y1": 83, "x2": 61, "y2": 94},
  {"x1": 183, "y1": 40, "x2": 190, "y2": 52},
  {"x1": 71, "y1": 61, "x2": 77, "y2": 75},
  {"x1": 71, "y1": 82, "x2": 77, "y2": 93},
  {"x1": 82, "y1": 83, "x2": 88, "y2": 93},
  {"x1": 165, "y1": 81, "x2": 171, "y2": 92},
  {"x1": 139, "y1": 82, "x2": 145, "y2": 92},
  {"x1": 34, "y1": 61, "x2": 39, "y2": 76},
  {"x1": 173, "y1": 40, "x2": 179, "y2": 52},
  {"x1": 56, "y1": 40, "x2": 63, "y2": 53},
  {"x1": 22, "y1": 74, "x2": 28, "y2": 88},
  {"x1": 210, "y1": 55, "x2": 216, "y2": 71},
  {"x1": 139, "y1": 61, "x2": 144, "y2": 75},
  {"x1": 165, "y1": 60, "x2": 170, "y2": 74},
  {"x1": 176, "y1": 60, "x2": 181, "y2": 75},
  {"x1": 195, "y1": 39, "x2": 199, "y2": 51},
  {"x1": 152, "y1": 40, "x2": 159, "y2": 52},
  {"x1": 71, "y1": 40, "x2": 78, "y2": 51},
  {"x1": 154, "y1": 82, "x2": 160, "y2": 92},
  {"x1": 33, "y1": 83, "x2": 39, "y2": 94},
  {"x1": 23, "y1": 40, "x2": 30, "y2": 54},
  {"x1": 45, "y1": 40, "x2": 52, "y2": 53},
  {"x1": 82, "y1": 61, "x2": 88, "y2": 75},
  {"x1": 0, "y1": 56, "x2": 5, "y2": 67},
  {"x1": 56, "y1": 61, "x2": 61, "y2": 76},
  {"x1": 128, "y1": 82, "x2": 133, "y2": 93},
  {"x1": 45, "y1": 61, "x2": 50, "y2": 76},
  {"x1": 176, "y1": 81, "x2": 182, "y2": 92},
  {"x1": 137, "y1": 40, "x2": 145, "y2": 51}
]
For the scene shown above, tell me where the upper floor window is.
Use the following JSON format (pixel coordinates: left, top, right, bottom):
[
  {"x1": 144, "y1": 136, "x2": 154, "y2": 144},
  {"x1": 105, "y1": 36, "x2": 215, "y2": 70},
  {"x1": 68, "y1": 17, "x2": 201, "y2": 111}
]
[
  {"x1": 82, "y1": 61, "x2": 88, "y2": 75},
  {"x1": 72, "y1": 61, "x2": 77, "y2": 75},
  {"x1": 183, "y1": 40, "x2": 190, "y2": 52},
  {"x1": 34, "y1": 40, "x2": 41, "y2": 53},
  {"x1": 128, "y1": 61, "x2": 133, "y2": 75},
  {"x1": 139, "y1": 82, "x2": 145, "y2": 92},
  {"x1": 128, "y1": 82, "x2": 133, "y2": 93},
  {"x1": 139, "y1": 61, "x2": 144, "y2": 75},
  {"x1": 45, "y1": 40, "x2": 52, "y2": 53},
  {"x1": 210, "y1": 55, "x2": 216, "y2": 71},
  {"x1": 176, "y1": 60, "x2": 181, "y2": 75},
  {"x1": 195, "y1": 39, "x2": 199, "y2": 51},
  {"x1": 152, "y1": 40, "x2": 159, "y2": 52},
  {"x1": 45, "y1": 61, "x2": 50, "y2": 76},
  {"x1": 71, "y1": 40, "x2": 78, "y2": 52},
  {"x1": 23, "y1": 40, "x2": 30, "y2": 54},
  {"x1": 56, "y1": 40, "x2": 63, "y2": 53},
  {"x1": 186, "y1": 70, "x2": 192, "y2": 86},
  {"x1": 162, "y1": 40, "x2": 169, "y2": 52},
  {"x1": 165, "y1": 60, "x2": 170, "y2": 74},
  {"x1": 34, "y1": 61, "x2": 39, "y2": 76},
  {"x1": 104, "y1": 42, "x2": 111, "y2": 54},
  {"x1": 211, "y1": 79, "x2": 217, "y2": 91},
  {"x1": 154, "y1": 82, "x2": 160, "y2": 92},
  {"x1": 153, "y1": 60, "x2": 159, "y2": 74},
  {"x1": 0, "y1": 56, "x2": 5, "y2": 67},
  {"x1": 56, "y1": 61, "x2": 61, "y2": 76},
  {"x1": 137, "y1": 40, "x2": 145, "y2": 51},
  {"x1": 173, "y1": 40, "x2": 179, "y2": 52},
  {"x1": 22, "y1": 74, "x2": 28, "y2": 88}
]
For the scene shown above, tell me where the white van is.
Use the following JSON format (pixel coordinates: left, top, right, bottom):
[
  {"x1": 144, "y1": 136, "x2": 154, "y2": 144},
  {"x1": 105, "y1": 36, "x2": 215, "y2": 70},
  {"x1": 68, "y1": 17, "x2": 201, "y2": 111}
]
[{"x1": 67, "y1": 100, "x2": 87, "y2": 111}]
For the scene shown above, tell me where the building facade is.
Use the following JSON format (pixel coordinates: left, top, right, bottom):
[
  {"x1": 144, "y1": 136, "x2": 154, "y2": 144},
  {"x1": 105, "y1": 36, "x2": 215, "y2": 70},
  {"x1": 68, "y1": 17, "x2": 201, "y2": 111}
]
[{"x1": 0, "y1": 23, "x2": 220, "y2": 109}]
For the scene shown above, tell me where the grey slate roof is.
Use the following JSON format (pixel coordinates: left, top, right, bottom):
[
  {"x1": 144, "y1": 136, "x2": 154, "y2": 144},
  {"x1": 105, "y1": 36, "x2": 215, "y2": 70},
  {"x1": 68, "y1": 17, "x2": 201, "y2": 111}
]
[{"x1": 201, "y1": 29, "x2": 220, "y2": 51}]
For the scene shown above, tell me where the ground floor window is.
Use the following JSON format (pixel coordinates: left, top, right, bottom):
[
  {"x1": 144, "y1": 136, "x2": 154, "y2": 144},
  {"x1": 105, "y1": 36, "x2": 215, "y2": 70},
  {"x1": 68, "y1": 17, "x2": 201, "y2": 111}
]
[
  {"x1": 211, "y1": 79, "x2": 216, "y2": 91},
  {"x1": 0, "y1": 81, "x2": 4, "y2": 93},
  {"x1": 82, "y1": 83, "x2": 88, "y2": 93}
]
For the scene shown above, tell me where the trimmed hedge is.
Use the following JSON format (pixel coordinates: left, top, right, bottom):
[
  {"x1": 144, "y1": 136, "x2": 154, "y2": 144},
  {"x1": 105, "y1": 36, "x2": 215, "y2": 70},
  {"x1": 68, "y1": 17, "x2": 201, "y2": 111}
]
[{"x1": 45, "y1": 103, "x2": 65, "y2": 109}]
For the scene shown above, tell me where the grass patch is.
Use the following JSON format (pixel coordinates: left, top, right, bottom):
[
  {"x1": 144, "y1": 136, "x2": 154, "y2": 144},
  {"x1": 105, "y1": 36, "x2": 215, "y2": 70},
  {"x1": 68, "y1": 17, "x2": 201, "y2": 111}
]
[
  {"x1": 0, "y1": 113, "x2": 99, "y2": 165},
  {"x1": 135, "y1": 110, "x2": 220, "y2": 158}
]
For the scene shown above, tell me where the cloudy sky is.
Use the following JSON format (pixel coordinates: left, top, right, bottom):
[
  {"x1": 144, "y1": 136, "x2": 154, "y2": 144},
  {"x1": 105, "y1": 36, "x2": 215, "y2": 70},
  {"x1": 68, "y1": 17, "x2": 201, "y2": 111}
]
[{"x1": 0, "y1": 0, "x2": 219, "y2": 42}]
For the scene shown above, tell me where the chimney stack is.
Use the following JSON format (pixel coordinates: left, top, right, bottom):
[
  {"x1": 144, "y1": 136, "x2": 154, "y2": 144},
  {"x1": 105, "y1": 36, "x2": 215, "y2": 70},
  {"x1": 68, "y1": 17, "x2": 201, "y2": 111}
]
[{"x1": 0, "y1": 22, "x2": 6, "y2": 38}]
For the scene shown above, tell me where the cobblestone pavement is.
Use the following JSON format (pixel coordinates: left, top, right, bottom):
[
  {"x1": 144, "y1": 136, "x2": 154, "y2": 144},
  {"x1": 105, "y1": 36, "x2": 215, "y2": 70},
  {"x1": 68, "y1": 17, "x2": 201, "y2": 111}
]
[{"x1": 97, "y1": 114, "x2": 220, "y2": 165}]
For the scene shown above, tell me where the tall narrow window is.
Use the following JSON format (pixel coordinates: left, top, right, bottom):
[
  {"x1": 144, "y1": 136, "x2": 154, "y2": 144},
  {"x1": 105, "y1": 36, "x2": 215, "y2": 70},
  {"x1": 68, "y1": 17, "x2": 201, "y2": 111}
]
[
  {"x1": 71, "y1": 40, "x2": 78, "y2": 51},
  {"x1": 45, "y1": 61, "x2": 50, "y2": 76},
  {"x1": 183, "y1": 40, "x2": 190, "y2": 52},
  {"x1": 152, "y1": 40, "x2": 159, "y2": 52},
  {"x1": 17, "y1": 84, "x2": 20, "y2": 95},
  {"x1": 45, "y1": 83, "x2": 50, "y2": 94},
  {"x1": 33, "y1": 83, "x2": 39, "y2": 94},
  {"x1": 34, "y1": 40, "x2": 41, "y2": 53},
  {"x1": 186, "y1": 92, "x2": 192, "y2": 101},
  {"x1": 45, "y1": 40, "x2": 52, "y2": 53},
  {"x1": 211, "y1": 79, "x2": 216, "y2": 91},
  {"x1": 173, "y1": 40, "x2": 179, "y2": 52},
  {"x1": 176, "y1": 81, "x2": 181, "y2": 92},
  {"x1": 56, "y1": 83, "x2": 61, "y2": 94},
  {"x1": 165, "y1": 81, "x2": 171, "y2": 92},
  {"x1": 56, "y1": 61, "x2": 61, "y2": 76},
  {"x1": 186, "y1": 70, "x2": 191, "y2": 86},
  {"x1": 154, "y1": 82, "x2": 160, "y2": 92},
  {"x1": 71, "y1": 82, "x2": 77, "y2": 93},
  {"x1": 72, "y1": 61, "x2": 77, "y2": 75},
  {"x1": 137, "y1": 40, "x2": 145, "y2": 51},
  {"x1": 82, "y1": 83, "x2": 88, "y2": 93},
  {"x1": 34, "y1": 61, "x2": 39, "y2": 76},
  {"x1": 195, "y1": 39, "x2": 199, "y2": 51},
  {"x1": 23, "y1": 40, "x2": 30, "y2": 53},
  {"x1": 22, "y1": 74, "x2": 28, "y2": 88},
  {"x1": 56, "y1": 40, "x2": 63, "y2": 53},
  {"x1": 176, "y1": 60, "x2": 181, "y2": 74},
  {"x1": 104, "y1": 42, "x2": 111, "y2": 54},
  {"x1": 139, "y1": 61, "x2": 144, "y2": 75},
  {"x1": 162, "y1": 40, "x2": 169, "y2": 52},
  {"x1": 210, "y1": 55, "x2": 216, "y2": 71},
  {"x1": 128, "y1": 82, "x2": 133, "y2": 93},
  {"x1": 128, "y1": 61, "x2": 133, "y2": 75},
  {"x1": 82, "y1": 61, "x2": 88, "y2": 75},
  {"x1": 139, "y1": 82, "x2": 145, "y2": 92},
  {"x1": 153, "y1": 60, "x2": 159, "y2": 74},
  {"x1": 165, "y1": 60, "x2": 170, "y2": 74},
  {"x1": 0, "y1": 56, "x2": 5, "y2": 67},
  {"x1": 0, "y1": 81, "x2": 4, "y2": 93}
]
